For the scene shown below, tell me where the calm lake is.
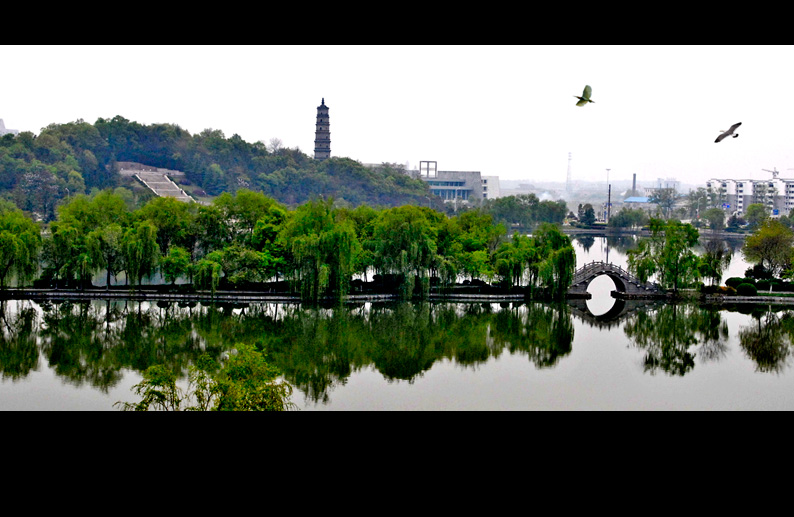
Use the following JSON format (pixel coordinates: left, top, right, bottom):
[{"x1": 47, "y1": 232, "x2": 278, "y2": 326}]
[{"x1": 3, "y1": 232, "x2": 794, "y2": 411}]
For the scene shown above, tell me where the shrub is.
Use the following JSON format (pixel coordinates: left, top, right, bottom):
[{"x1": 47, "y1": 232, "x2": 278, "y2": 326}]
[
  {"x1": 719, "y1": 285, "x2": 737, "y2": 295},
  {"x1": 736, "y1": 283, "x2": 758, "y2": 296},
  {"x1": 776, "y1": 281, "x2": 794, "y2": 292},
  {"x1": 725, "y1": 277, "x2": 745, "y2": 289},
  {"x1": 756, "y1": 279, "x2": 771, "y2": 292}
]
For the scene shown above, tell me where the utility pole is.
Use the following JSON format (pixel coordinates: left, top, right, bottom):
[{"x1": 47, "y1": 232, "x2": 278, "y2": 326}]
[{"x1": 606, "y1": 169, "x2": 611, "y2": 223}]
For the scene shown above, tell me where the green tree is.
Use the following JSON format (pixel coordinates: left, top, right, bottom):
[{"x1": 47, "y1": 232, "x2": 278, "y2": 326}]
[
  {"x1": 115, "y1": 344, "x2": 295, "y2": 411},
  {"x1": 122, "y1": 220, "x2": 160, "y2": 288},
  {"x1": 701, "y1": 207, "x2": 726, "y2": 231},
  {"x1": 608, "y1": 207, "x2": 648, "y2": 229},
  {"x1": 744, "y1": 203, "x2": 768, "y2": 230},
  {"x1": 160, "y1": 245, "x2": 192, "y2": 285},
  {"x1": 482, "y1": 194, "x2": 539, "y2": 230},
  {"x1": 533, "y1": 223, "x2": 576, "y2": 300},
  {"x1": 371, "y1": 205, "x2": 438, "y2": 298},
  {"x1": 627, "y1": 218, "x2": 700, "y2": 293},
  {"x1": 742, "y1": 218, "x2": 794, "y2": 278},
  {"x1": 137, "y1": 195, "x2": 197, "y2": 255},
  {"x1": 278, "y1": 198, "x2": 362, "y2": 301},
  {"x1": 213, "y1": 343, "x2": 295, "y2": 411},
  {"x1": 40, "y1": 221, "x2": 81, "y2": 287},
  {"x1": 648, "y1": 187, "x2": 679, "y2": 219},
  {"x1": 86, "y1": 223, "x2": 124, "y2": 289},
  {"x1": 578, "y1": 203, "x2": 596, "y2": 226},
  {"x1": 493, "y1": 233, "x2": 536, "y2": 288},
  {"x1": 194, "y1": 258, "x2": 222, "y2": 294},
  {"x1": 0, "y1": 208, "x2": 41, "y2": 288},
  {"x1": 686, "y1": 187, "x2": 710, "y2": 219},
  {"x1": 698, "y1": 238, "x2": 732, "y2": 286}
]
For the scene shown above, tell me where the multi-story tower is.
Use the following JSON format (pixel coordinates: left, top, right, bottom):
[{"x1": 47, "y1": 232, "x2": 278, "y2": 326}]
[{"x1": 314, "y1": 98, "x2": 331, "y2": 160}]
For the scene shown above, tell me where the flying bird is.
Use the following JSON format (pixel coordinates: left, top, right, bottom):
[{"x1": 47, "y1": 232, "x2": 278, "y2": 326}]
[
  {"x1": 715, "y1": 122, "x2": 741, "y2": 143},
  {"x1": 574, "y1": 85, "x2": 594, "y2": 106}
]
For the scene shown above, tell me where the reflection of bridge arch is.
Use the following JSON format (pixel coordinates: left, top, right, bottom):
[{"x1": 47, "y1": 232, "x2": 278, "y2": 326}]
[
  {"x1": 567, "y1": 297, "x2": 665, "y2": 329},
  {"x1": 568, "y1": 261, "x2": 665, "y2": 299}
]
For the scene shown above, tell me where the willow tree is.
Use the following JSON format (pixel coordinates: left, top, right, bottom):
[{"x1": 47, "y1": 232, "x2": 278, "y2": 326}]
[
  {"x1": 194, "y1": 257, "x2": 222, "y2": 295},
  {"x1": 627, "y1": 218, "x2": 700, "y2": 293},
  {"x1": 0, "y1": 208, "x2": 41, "y2": 288},
  {"x1": 493, "y1": 233, "x2": 536, "y2": 288},
  {"x1": 371, "y1": 205, "x2": 438, "y2": 299},
  {"x1": 86, "y1": 223, "x2": 124, "y2": 289},
  {"x1": 533, "y1": 223, "x2": 576, "y2": 300},
  {"x1": 698, "y1": 238, "x2": 732, "y2": 286},
  {"x1": 122, "y1": 220, "x2": 160, "y2": 288},
  {"x1": 278, "y1": 198, "x2": 361, "y2": 302},
  {"x1": 40, "y1": 221, "x2": 80, "y2": 288}
]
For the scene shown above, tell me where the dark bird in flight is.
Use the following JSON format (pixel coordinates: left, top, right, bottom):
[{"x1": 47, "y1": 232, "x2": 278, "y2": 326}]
[
  {"x1": 574, "y1": 85, "x2": 594, "y2": 106},
  {"x1": 715, "y1": 122, "x2": 741, "y2": 143}
]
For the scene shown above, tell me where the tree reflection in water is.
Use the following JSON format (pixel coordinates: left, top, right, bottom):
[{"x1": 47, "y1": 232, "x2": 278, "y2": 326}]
[
  {"x1": 737, "y1": 305, "x2": 794, "y2": 374},
  {"x1": 0, "y1": 299, "x2": 575, "y2": 405},
  {"x1": 3, "y1": 297, "x2": 793, "y2": 407},
  {"x1": 623, "y1": 303, "x2": 730, "y2": 376},
  {"x1": 0, "y1": 300, "x2": 39, "y2": 381}
]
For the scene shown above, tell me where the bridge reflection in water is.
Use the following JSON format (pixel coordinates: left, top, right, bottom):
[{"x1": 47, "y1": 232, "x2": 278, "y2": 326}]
[
  {"x1": 567, "y1": 296, "x2": 666, "y2": 329},
  {"x1": 566, "y1": 261, "x2": 667, "y2": 329}
]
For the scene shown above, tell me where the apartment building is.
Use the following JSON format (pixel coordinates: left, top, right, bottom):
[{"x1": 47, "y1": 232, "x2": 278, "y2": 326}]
[{"x1": 705, "y1": 177, "x2": 794, "y2": 216}]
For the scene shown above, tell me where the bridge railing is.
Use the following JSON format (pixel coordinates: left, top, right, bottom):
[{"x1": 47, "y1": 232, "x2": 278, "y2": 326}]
[{"x1": 572, "y1": 260, "x2": 662, "y2": 292}]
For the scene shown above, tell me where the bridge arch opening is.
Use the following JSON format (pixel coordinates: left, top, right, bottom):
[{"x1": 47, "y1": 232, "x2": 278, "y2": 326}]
[{"x1": 585, "y1": 275, "x2": 618, "y2": 316}]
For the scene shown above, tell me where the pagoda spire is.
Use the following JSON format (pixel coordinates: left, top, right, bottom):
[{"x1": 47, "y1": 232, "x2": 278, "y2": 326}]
[{"x1": 314, "y1": 98, "x2": 331, "y2": 160}]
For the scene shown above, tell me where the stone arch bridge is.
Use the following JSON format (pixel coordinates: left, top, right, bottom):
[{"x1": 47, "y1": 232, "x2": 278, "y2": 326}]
[{"x1": 568, "y1": 261, "x2": 665, "y2": 299}]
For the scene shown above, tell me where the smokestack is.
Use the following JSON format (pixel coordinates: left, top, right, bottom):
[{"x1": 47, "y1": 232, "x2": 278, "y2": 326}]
[{"x1": 633, "y1": 173, "x2": 636, "y2": 194}]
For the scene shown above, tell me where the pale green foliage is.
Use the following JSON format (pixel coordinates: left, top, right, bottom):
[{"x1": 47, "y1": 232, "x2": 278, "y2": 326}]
[
  {"x1": 0, "y1": 208, "x2": 41, "y2": 288},
  {"x1": 122, "y1": 220, "x2": 160, "y2": 287},
  {"x1": 194, "y1": 258, "x2": 222, "y2": 294},
  {"x1": 371, "y1": 205, "x2": 438, "y2": 297},
  {"x1": 491, "y1": 224, "x2": 575, "y2": 299},
  {"x1": 744, "y1": 203, "x2": 768, "y2": 230},
  {"x1": 115, "y1": 343, "x2": 295, "y2": 411},
  {"x1": 627, "y1": 218, "x2": 700, "y2": 292},
  {"x1": 279, "y1": 198, "x2": 362, "y2": 301},
  {"x1": 742, "y1": 218, "x2": 794, "y2": 278}
]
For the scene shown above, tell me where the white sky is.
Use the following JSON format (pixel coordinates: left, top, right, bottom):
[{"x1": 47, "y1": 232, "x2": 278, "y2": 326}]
[{"x1": 4, "y1": 45, "x2": 794, "y2": 188}]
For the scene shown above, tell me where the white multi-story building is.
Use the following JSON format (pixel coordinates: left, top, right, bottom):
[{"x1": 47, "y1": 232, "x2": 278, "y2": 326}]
[
  {"x1": 481, "y1": 175, "x2": 501, "y2": 199},
  {"x1": 706, "y1": 177, "x2": 794, "y2": 216}
]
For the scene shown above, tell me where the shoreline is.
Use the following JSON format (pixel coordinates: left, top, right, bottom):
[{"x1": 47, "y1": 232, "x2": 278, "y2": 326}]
[{"x1": 3, "y1": 287, "x2": 794, "y2": 306}]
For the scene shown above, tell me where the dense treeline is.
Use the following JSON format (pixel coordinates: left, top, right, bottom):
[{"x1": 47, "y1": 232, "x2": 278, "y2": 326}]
[
  {"x1": 0, "y1": 188, "x2": 577, "y2": 301},
  {"x1": 0, "y1": 116, "x2": 577, "y2": 227},
  {"x1": 0, "y1": 116, "x2": 441, "y2": 218}
]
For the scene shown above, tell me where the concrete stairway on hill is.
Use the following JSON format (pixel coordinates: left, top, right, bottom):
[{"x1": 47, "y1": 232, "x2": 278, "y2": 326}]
[{"x1": 131, "y1": 170, "x2": 194, "y2": 203}]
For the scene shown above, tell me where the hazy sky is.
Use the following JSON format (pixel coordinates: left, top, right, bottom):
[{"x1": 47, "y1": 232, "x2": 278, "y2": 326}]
[{"x1": 4, "y1": 45, "x2": 794, "y2": 188}]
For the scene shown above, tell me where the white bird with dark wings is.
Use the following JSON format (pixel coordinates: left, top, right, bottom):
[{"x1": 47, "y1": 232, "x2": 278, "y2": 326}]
[{"x1": 715, "y1": 122, "x2": 741, "y2": 142}]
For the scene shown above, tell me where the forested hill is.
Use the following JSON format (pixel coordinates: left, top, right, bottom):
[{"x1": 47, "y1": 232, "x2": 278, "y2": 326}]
[{"x1": 0, "y1": 115, "x2": 438, "y2": 220}]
